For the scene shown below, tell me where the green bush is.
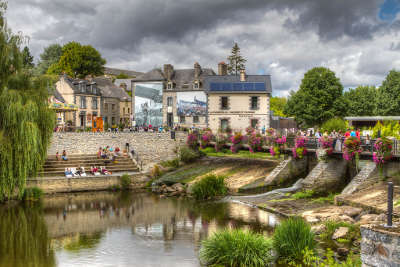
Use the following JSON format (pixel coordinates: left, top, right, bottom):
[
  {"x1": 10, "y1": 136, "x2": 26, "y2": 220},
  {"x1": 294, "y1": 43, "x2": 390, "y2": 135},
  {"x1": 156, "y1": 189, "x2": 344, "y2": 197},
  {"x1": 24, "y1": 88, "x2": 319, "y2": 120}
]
[
  {"x1": 321, "y1": 117, "x2": 347, "y2": 133},
  {"x1": 160, "y1": 158, "x2": 180, "y2": 169},
  {"x1": 273, "y1": 217, "x2": 316, "y2": 263},
  {"x1": 22, "y1": 187, "x2": 43, "y2": 201},
  {"x1": 179, "y1": 146, "x2": 202, "y2": 163},
  {"x1": 191, "y1": 174, "x2": 228, "y2": 200},
  {"x1": 199, "y1": 229, "x2": 274, "y2": 267},
  {"x1": 120, "y1": 174, "x2": 131, "y2": 190},
  {"x1": 302, "y1": 247, "x2": 361, "y2": 267},
  {"x1": 319, "y1": 221, "x2": 360, "y2": 243}
]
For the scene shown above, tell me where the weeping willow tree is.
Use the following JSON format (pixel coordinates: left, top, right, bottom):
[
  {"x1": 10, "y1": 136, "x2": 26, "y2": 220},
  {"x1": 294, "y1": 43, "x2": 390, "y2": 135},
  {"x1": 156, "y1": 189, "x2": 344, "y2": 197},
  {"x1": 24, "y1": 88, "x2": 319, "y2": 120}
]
[{"x1": 0, "y1": 2, "x2": 55, "y2": 201}]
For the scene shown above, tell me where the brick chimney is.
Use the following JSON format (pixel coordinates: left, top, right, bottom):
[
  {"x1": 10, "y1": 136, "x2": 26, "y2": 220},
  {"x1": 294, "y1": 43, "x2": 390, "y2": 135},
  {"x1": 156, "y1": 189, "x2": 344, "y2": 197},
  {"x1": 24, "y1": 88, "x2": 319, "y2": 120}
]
[
  {"x1": 163, "y1": 64, "x2": 174, "y2": 80},
  {"x1": 240, "y1": 69, "x2": 246, "y2": 82},
  {"x1": 218, "y1": 62, "x2": 227, "y2": 76},
  {"x1": 194, "y1": 62, "x2": 201, "y2": 79}
]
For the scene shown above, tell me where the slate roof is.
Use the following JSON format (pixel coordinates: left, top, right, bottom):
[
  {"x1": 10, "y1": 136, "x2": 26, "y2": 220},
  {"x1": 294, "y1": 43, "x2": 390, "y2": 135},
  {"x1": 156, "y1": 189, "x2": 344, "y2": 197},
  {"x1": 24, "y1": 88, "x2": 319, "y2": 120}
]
[
  {"x1": 104, "y1": 67, "x2": 143, "y2": 77},
  {"x1": 132, "y1": 69, "x2": 165, "y2": 82},
  {"x1": 53, "y1": 89, "x2": 66, "y2": 102},
  {"x1": 93, "y1": 77, "x2": 130, "y2": 101},
  {"x1": 114, "y1": 79, "x2": 132, "y2": 92},
  {"x1": 204, "y1": 75, "x2": 272, "y2": 94}
]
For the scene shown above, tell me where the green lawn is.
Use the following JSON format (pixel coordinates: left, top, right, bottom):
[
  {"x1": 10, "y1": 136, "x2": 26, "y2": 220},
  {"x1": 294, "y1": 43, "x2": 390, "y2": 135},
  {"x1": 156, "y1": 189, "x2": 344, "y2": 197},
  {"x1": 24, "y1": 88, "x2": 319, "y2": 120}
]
[{"x1": 200, "y1": 147, "x2": 276, "y2": 160}]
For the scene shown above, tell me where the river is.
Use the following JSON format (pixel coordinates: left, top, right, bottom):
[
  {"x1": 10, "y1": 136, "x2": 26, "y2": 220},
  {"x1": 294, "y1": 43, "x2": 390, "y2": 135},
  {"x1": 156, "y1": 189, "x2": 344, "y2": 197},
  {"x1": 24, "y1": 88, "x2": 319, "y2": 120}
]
[{"x1": 0, "y1": 192, "x2": 280, "y2": 267}]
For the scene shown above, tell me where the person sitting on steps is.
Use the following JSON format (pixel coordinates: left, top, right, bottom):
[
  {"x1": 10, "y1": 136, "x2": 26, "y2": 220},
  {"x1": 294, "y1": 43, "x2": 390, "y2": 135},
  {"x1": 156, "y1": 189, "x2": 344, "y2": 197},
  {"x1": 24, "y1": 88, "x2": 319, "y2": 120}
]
[{"x1": 62, "y1": 150, "x2": 68, "y2": 161}]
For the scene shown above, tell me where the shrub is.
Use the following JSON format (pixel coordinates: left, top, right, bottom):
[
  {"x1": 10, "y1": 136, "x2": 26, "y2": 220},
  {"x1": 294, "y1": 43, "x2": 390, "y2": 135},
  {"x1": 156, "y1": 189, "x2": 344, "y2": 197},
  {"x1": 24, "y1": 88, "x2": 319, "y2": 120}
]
[
  {"x1": 160, "y1": 158, "x2": 180, "y2": 169},
  {"x1": 199, "y1": 229, "x2": 274, "y2": 267},
  {"x1": 120, "y1": 174, "x2": 131, "y2": 190},
  {"x1": 186, "y1": 133, "x2": 199, "y2": 150},
  {"x1": 179, "y1": 146, "x2": 202, "y2": 163},
  {"x1": 273, "y1": 217, "x2": 316, "y2": 263},
  {"x1": 302, "y1": 247, "x2": 361, "y2": 267},
  {"x1": 22, "y1": 187, "x2": 43, "y2": 201},
  {"x1": 321, "y1": 117, "x2": 346, "y2": 133},
  {"x1": 151, "y1": 164, "x2": 162, "y2": 178},
  {"x1": 191, "y1": 174, "x2": 228, "y2": 200},
  {"x1": 319, "y1": 221, "x2": 360, "y2": 243}
]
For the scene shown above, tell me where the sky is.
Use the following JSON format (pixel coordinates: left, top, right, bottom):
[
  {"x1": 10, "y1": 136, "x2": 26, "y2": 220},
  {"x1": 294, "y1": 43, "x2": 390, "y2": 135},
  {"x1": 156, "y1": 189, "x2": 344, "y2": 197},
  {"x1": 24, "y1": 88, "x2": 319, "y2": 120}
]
[{"x1": 5, "y1": 0, "x2": 400, "y2": 96}]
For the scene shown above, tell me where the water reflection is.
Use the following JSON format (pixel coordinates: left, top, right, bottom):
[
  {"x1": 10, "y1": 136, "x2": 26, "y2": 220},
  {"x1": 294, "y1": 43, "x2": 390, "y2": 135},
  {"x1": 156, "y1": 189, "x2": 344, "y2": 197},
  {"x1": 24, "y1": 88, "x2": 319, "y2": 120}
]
[{"x1": 0, "y1": 192, "x2": 280, "y2": 267}]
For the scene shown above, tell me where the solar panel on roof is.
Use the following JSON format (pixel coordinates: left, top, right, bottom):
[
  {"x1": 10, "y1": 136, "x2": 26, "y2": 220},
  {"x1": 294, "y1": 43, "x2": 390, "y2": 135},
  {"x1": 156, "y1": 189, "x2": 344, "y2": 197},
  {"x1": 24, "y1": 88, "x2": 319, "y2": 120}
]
[{"x1": 209, "y1": 82, "x2": 266, "y2": 91}]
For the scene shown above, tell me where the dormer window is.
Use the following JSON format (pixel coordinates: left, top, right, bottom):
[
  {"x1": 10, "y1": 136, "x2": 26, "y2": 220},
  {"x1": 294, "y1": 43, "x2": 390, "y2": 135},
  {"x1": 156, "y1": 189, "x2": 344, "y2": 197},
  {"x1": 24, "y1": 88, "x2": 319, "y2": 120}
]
[
  {"x1": 167, "y1": 82, "x2": 173, "y2": 90},
  {"x1": 79, "y1": 82, "x2": 85, "y2": 93},
  {"x1": 193, "y1": 81, "x2": 200, "y2": 89}
]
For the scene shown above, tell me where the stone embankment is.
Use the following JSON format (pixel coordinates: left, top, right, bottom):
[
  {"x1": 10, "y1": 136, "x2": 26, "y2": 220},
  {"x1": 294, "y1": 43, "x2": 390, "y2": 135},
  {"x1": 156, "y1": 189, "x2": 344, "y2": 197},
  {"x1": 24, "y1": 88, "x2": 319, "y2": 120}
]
[{"x1": 48, "y1": 132, "x2": 187, "y2": 169}]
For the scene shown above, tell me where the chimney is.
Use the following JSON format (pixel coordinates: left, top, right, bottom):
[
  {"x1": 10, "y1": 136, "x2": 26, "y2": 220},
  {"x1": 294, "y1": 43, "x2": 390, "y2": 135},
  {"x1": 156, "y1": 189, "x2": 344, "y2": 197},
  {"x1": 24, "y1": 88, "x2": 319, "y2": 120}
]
[
  {"x1": 194, "y1": 62, "x2": 201, "y2": 79},
  {"x1": 240, "y1": 69, "x2": 246, "y2": 82},
  {"x1": 218, "y1": 62, "x2": 227, "y2": 76},
  {"x1": 163, "y1": 64, "x2": 174, "y2": 80}
]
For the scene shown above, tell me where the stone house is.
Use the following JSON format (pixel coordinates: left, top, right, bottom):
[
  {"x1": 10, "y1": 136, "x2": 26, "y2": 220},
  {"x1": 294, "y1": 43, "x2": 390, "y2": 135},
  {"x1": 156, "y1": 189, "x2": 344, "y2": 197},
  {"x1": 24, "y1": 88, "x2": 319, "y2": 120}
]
[
  {"x1": 56, "y1": 75, "x2": 131, "y2": 129},
  {"x1": 131, "y1": 63, "x2": 215, "y2": 128},
  {"x1": 204, "y1": 67, "x2": 272, "y2": 133}
]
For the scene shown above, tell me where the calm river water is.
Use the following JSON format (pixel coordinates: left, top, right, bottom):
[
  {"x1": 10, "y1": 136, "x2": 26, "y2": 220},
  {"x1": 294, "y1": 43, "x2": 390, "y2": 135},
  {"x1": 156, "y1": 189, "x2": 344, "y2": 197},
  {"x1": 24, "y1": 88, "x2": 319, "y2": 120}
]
[{"x1": 0, "y1": 192, "x2": 280, "y2": 267}]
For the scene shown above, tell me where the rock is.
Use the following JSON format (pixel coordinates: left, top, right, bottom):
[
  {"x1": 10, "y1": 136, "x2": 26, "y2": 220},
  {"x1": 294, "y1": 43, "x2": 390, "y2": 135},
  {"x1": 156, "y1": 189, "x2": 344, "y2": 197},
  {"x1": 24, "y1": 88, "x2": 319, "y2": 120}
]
[
  {"x1": 311, "y1": 224, "x2": 326, "y2": 235},
  {"x1": 358, "y1": 214, "x2": 379, "y2": 224},
  {"x1": 304, "y1": 215, "x2": 320, "y2": 224},
  {"x1": 342, "y1": 206, "x2": 362, "y2": 217},
  {"x1": 337, "y1": 247, "x2": 349, "y2": 256},
  {"x1": 166, "y1": 186, "x2": 175, "y2": 193},
  {"x1": 376, "y1": 213, "x2": 386, "y2": 222},
  {"x1": 172, "y1": 183, "x2": 185, "y2": 192},
  {"x1": 170, "y1": 191, "x2": 179, "y2": 196},
  {"x1": 159, "y1": 194, "x2": 166, "y2": 198},
  {"x1": 332, "y1": 227, "x2": 349, "y2": 240}
]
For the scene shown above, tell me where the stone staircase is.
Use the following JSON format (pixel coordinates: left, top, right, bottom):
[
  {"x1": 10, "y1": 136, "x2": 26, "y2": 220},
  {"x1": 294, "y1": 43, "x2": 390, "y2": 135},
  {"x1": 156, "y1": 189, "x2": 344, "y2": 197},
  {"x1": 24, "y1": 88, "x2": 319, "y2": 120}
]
[
  {"x1": 341, "y1": 161, "x2": 378, "y2": 195},
  {"x1": 39, "y1": 154, "x2": 139, "y2": 177}
]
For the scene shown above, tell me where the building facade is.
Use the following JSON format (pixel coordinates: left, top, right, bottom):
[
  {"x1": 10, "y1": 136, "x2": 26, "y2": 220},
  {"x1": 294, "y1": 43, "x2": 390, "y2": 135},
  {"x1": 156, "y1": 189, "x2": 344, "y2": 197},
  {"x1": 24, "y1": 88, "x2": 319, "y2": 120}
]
[
  {"x1": 204, "y1": 68, "x2": 272, "y2": 133},
  {"x1": 131, "y1": 63, "x2": 215, "y2": 128},
  {"x1": 56, "y1": 75, "x2": 131, "y2": 129}
]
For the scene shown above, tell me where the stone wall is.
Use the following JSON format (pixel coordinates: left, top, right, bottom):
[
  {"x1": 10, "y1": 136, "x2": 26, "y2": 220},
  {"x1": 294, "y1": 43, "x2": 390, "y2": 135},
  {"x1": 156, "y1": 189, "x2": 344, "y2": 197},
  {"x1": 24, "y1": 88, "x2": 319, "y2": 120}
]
[
  {"x1": 27, "y1": 173, "x2": 149, "y2": 194},
  {"x1": 47, "y1": 132, "x2": 187, "y2": 168},
  {"x1": 361, "y1": 225, "x2": 400, "y2": 267}
]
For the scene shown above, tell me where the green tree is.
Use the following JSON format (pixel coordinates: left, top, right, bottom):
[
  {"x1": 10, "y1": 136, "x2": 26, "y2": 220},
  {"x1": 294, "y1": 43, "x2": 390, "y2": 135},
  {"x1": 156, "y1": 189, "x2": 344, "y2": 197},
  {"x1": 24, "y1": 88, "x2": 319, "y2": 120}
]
[
  {"x1": 343, "y1": 86, "x2": 377, "y2": 116},
  {"x1": 21, "y1": 46, "x2": 34, "y2": 68},
  {"x1": 227, "y1": 42, "x2": 246, "y2": 75},
  {"x1": 376, "y1": 70, "x2": 400, "y2": 115},
  {"x1": 35, "y1": 44, "x2": 63, "y2": 74},
  {"x1": 270, "y1": 96, "x2": 287, "y2": 117},
  {"x1": 284, "y1": 67, "x2": 344, "y2": 127},
  {"x1": 48, "y1": 41, "x2": 106, "y2": 78},
  {"x1": 0, "y1": 2, "x2": 55, "y2": 200}
]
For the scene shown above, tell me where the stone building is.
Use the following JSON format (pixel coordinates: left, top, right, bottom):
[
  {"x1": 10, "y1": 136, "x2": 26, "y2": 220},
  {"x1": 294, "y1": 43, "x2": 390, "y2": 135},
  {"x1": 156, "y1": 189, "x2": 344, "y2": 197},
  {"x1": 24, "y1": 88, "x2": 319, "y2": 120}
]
[
  {"x1": 56, "y1": 75, "x2": 131, "y2": 129},
  {"x1": 204, "y1": 67, "x2": 272, "y2": 132},
  {"x1": 131, "y1": 63, "x2": 215, "y2": 128}
]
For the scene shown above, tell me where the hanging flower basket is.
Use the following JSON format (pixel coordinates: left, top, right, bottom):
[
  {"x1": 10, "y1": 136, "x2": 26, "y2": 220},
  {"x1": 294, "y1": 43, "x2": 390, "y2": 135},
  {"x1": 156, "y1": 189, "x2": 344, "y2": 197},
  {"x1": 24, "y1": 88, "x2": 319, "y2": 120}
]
[
  {"x1": 270, "y1": 135, "x2": 286, "y2": 158},
  {"x1": 373, "y1": 137, "x2": 393, "y2": 178},
  {"x1": 292, "y1": 136, "x2": 307, "y2": 159},
  {"x1": 317, "y1": 136, "x2": 333, "y2": 161}
]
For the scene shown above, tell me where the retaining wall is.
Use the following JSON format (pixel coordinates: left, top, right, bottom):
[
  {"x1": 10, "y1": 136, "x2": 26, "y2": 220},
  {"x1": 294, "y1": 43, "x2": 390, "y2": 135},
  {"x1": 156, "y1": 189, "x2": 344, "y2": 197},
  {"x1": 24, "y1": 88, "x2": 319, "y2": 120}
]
[
  {"x1": 47, "y1": 132, "x2": 187, "y2": 168},
  {"x1": 27, "y1": 173, "x2": 149, "y2": 194},
  {"x1": 361, "y1": 225, "x2": 400, "y2": 267}
]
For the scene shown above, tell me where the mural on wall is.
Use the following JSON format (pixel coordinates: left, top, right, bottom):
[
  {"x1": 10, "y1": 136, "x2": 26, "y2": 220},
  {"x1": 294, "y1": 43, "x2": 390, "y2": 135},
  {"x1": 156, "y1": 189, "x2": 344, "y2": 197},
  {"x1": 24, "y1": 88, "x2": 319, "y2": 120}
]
[
  {"x1": 177, "y1": 91, "x2": 207, "y2": 116},
  {"x1": 134, "y1": 82, "x2": 163, "y2": 127}
]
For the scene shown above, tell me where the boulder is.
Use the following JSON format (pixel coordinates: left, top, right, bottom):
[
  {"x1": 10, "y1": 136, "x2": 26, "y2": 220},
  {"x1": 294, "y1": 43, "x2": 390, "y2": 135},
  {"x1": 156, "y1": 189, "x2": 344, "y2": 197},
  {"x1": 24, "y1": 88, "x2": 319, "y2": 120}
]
[
  {"x1": 305, "y1": 216, "x2": 320, "y2": 224},
  {"x1": 342, "y1": 206, "x2": 362, "y2": 217},
  {"x1": 358, "y1": 214, "x2": 379, "y2": 225},
  {"x1": 172, "y1": 183, "x2": 185, "y2": 192},
  {"x1": 311, "y1": 224, "x2": 326, "y2": 235},
  {"x1": 166, "y1": 186, "x2": 175, "y2": 193},
  {"x1": 332, "y1": 227, "x2": 349, "y2": 240}
]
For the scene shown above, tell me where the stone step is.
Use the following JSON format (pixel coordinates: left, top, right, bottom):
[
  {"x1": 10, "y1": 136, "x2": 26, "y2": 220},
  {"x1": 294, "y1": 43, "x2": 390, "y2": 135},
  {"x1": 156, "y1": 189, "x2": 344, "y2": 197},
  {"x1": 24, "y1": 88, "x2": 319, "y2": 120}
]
[
  {"x1": 39, "y1": 167, "x2": 139, "y2": 177},
  {"x1": 43, "y1": 164, "x2": 136, "y2": 172},
  {"x1": 44, "y1": 159, "x2": 133, "y2": 166}
]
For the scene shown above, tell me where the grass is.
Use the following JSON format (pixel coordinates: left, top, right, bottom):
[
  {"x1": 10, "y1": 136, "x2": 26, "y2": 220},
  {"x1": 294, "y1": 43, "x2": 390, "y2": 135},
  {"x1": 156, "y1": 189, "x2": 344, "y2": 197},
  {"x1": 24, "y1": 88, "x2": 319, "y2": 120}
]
[
  {"x1": 191, "y1": 174, "x2": 228, "y2": 200},
  {"x1": 22, "y1": 187, "x2": 43, "y2": 201},
  {"x1": 311, "y1": 193, "x2": 338, "y2": 204},
  {"x1": 200, "y1": 147, "x2": 274, "y2": 160},
  {"x1": 159, "y1": 158, "x2": 180, "y2": 169},
  {"x1": 120, "y1": 174, "x2": 131, "y2": 190},
  {"x1": 291, "y1": 190, "x2": 316, "y2": 199},
  {"x1": 199, "y1": 229, "x2": 274, "y2": 267},
  {"x1": 319, "y1": 221, "x2": 360, "y2": 243},
  {"x1": 272, "y1": 217, "x2": 316, "y2": 263},
  {"x1": 180, "y1": 146, "x2": 203, "y2": 163},
  {"x1": 395, "y1": 199, "x2": 400, "y2": 207}
]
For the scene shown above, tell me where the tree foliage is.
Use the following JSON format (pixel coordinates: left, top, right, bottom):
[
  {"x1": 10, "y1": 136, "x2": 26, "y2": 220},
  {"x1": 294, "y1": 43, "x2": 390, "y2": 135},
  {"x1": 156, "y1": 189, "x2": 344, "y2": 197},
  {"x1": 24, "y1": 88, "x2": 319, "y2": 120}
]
[
  {"x1": 343, "y1": 86, "x2": 377, "y2": 116},
  {"x1": 21, "y1": 46, "x2": 34, "y2": 69},
  {"x1": 48, "y1": 41, "x2": 106, "y2": 78},
  {"x1": 0, "y1": 2, "x2": 55, "y2": 201},
  {"x1": 270, "y1": 96, "x2": 287, "y2": 117},
  {"x1": 284, "y1": 67, "x2": 344, "y2": 127},
  {"x1": 227, "y1": 42, "x2": 246, "y2": 75},
  {"x1": 35, "y1": 44, "x2": 63, "y2": 75},
  {"x1": 376, "y1": 70, "x2": 400, "y2": 115}
]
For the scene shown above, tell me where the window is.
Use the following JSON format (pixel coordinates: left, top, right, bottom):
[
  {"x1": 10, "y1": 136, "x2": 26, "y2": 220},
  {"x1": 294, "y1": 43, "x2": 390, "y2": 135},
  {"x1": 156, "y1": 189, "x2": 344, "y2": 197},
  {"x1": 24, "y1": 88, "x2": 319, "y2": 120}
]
[
  {"x1": 80, "y1": 96, "x2": 86, "y2": 109},
  {"x1": 112, "y1": 104, "x2": 116, "y2": 111},
  {"x1": 251, "y1": 119, "x2": 258, "y2": 129},
  {"x1": 112, "y1": 117, "x2": 115, "y2": 125},
  {"x1": 250, "y1": 96, "x2": 258, "y2": 110},
  {"x1": 80, "y1": 83, "x2": 85, "y2": 93},
  {"x1": 128, "y1": 108, "x2": 130, "y2": 114},
  {"x1": 167, "y1": 97, "x2": 173, "y2": 107},
  {"x1": 220, "y1": 119, "x2": 229, "y2": 131},
  {"x1": 167, "y1": 82, "x2": 173, "y2": 90},
  {"x1": 180, "y1": 116, "x2": 186, "y2": 123},
  {"x1": 193, "y1": 82, "x2": 199, "y2": 89},
  {"x1": 220, "y1": 96, "x2": 229, "y2": 110},
  {"x1": 104, "y1": 103, "x2": 108, "y2": 111},
  {"x1": 92, "y1": 97, "x2": 97, "y2": 109},
  {"x1": 104, "y1": 116, "x2": 108, "y2": 124},
  {"x1": 92, "y1": 85, "x2": 97, "y2": 94},
  {"x1": 193, "y1": 116, "x2": 199, "y2": 123},
  {"x1": 123, "y1": 107, "x2": 125, "y2": 114}
]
